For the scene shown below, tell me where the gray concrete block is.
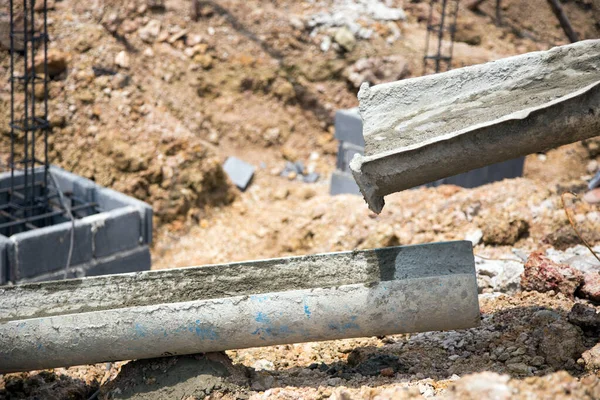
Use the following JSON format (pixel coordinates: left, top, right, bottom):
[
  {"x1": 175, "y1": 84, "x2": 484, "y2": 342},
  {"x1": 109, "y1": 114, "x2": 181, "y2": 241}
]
[
  {"x1": 223, "y1": 157, "x2": 255, "y2": 191},
  {"x1": 337, "y1": 141, "x2": 364, "y2": 172},
  {"x1": 0, "y1": 236, "x2": 10, "y2": 285},
  {"x1": 9, "y1": 220, "x2": 93, "y2": 280},
  {"x1": 49, "y1": 166, "x2": 97, "y2": 206},
  {"x1": 95, "y1": 187, "x2": 153, "y2": 245},
  {"x1": 16, "y1": 266, "x2": 83, "y2": 284},
  {"x1": 330, "y1": 170, "x2": 361, "y2": 196},
  {"x1": 84, "y1": 206, "x2": 142, "y2": 259},
  {"x1": 428, "y1": 157, "x2": 525, "y2": 189},
  {"x1": 335, "y1": 108, "x2": 364, "y2": 147},
  {"x1": 83, "y1": 246, "x2": 151, "y2": 277}
]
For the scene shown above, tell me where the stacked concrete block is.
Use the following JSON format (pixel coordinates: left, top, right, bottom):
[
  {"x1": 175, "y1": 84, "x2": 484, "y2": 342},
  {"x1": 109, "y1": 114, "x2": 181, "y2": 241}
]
[
  {"x1": 330, "y1": 107, "x2": 525, "y2": 196},
  {"x1": 331, "y1": 108, "x2": 364, "y2": 195},
  {"x1": 0, "y1": 166, "x2": 152, "y2": 285},
  {"x1": 428, "y1": 158, "x2": 525, "y2": 189}
]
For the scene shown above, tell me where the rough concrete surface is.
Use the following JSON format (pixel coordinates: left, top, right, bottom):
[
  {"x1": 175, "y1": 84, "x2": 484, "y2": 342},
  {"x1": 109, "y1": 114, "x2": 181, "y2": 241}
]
[
  {"x1": 0, "y1": 241, "x2": 479, "y2": 372},
  {"x1": 351, "y1": 40, "x2": 600, "y2": 213},
  {"x1": 0, "y1": 241, "x2": 473, "y2": 322}
]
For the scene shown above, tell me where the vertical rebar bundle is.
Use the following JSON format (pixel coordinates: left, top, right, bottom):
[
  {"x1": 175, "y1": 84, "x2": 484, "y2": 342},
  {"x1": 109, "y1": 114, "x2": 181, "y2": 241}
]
[
  {"x1": 423, "y1": 0, "x2": 460, "y2": 74},
  {"x1": 3, "y1": 0, "x2": 50, "y2": 235}
]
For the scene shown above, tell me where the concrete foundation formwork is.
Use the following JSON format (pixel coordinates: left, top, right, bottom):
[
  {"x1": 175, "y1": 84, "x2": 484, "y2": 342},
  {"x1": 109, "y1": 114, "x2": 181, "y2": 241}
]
[
  {"x1": 0, "y1": 166, "x2": 152, "y2": 284},
  {"x1": 0, "y1": 241, "x2": 479, "y2": 373},
  {"x1": 351, "y1": 40, "x2": 600, "y2": 213}
]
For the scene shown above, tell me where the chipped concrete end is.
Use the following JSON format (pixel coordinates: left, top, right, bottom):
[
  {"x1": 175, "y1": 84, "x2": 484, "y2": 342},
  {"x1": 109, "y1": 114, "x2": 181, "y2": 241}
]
[{"x1": 351, "y1": 40, "x2": 600, "y2": 213}]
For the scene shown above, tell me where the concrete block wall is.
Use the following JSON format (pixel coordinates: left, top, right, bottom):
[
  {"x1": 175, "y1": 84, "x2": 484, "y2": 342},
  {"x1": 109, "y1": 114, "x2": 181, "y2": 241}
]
[
  {"x1": 330, "y1": 107, "x2": 526, "y2": 196},
  {"x1": 331, "y1": 108, "x2": 364, "y2": 196},
  {"x1": 0, "y1": 166, "x2": 152, "y2": 284}
]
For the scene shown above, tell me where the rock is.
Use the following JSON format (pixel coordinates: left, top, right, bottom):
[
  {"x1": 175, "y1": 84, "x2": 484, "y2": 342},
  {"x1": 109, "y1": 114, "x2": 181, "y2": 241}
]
[
  {"x1": 194, "y1": 54, "x2": 213, "y2": 69},
  {"x1": 533, "y1": 316, "x2": 585, "y2": 369},
  {"x1": 139, "y1": 19, "x2": 161, "y2": 43},
  {"x1": 222, "y1": 157, "x2": 255, "y2": 191},
  {"x1": 521, "y1": 251, "x2": 583, "y2": 297},
  {"x1": 476, "y1": 258, "x2": 523, "y2": 294},
  {"x1": 289, "y1": 16, "x2": 305, "y2": 30},
  {"x1": 115, "y1": 51, "x2": 130, "y2": 69},
  {"x1": 481, "y1": 213, "x2": 529, "y2": 246},
  {"x1": 252, "y1": 359, "x2": 274, "y2": 371},
  {"x1": 582, "y1": 343, "x2": 600, "y2": 371},
  {"x1": 168, "y1": 29, "x2": 188, "y2": 44},
  {"x1": 466, "y1": 229, "x2": 483, "y2": 246},
  {"x1": 584, "y1": 188, "x2": 600, "y2": 204},
  {"x1": 344, "y1": 55, "x2": 410, "y2": 89},
  {"x1": 334, "y1": 27, "x2": 356, "y2": 52},
  {"x1": 35, "y1": 49, "x2": 69, "y2": 78},
  {"x1": 100, "y1": 353, "x2": 246, "y2": 399},
  {"x1": 446, "y1": 372, "x2": 512, "y2": 400},
  {"x1": 320, "y1": 36, "x2": 332, "y2": 52},
  {"x1": 506, "y1": 362, "x2": 531, "y2": 375},
  {"x1": 568, "y1": 303, "x2": 600, "y2": 331},
  {"x1": 579, "y1": 272, "x2": 600, "y2": 302},
  {"x1": 379, "y1": 367, "x2": 395, "y2": 377}
]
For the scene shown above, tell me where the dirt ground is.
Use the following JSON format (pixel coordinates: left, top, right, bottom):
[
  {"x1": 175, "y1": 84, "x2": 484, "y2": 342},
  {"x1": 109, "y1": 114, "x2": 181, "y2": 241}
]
[{"x1": 1, "y1": 0, "x2": 600, "y2": 398}]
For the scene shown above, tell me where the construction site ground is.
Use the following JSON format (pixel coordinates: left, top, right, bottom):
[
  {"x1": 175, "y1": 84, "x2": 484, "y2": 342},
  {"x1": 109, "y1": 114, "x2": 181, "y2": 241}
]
[{"x1": 2, "y1": 0, "x2": 600, "y2": 398}]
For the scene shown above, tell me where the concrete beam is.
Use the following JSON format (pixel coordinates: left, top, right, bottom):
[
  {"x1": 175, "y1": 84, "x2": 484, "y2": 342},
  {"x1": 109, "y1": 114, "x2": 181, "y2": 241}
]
[
  {"x1": 350, "y1": 40, "x2": 600, "y2": 213},
  {"x1": 0, "y1": 241, "x2": 479, "y2": 372}
]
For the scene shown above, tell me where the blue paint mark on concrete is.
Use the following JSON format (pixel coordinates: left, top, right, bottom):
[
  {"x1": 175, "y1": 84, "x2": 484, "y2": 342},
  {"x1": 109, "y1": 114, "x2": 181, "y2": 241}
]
[
  {"x1": 134, "y1": 323, "x2": 147, "y2": 338},
  {"x1": 37, "y1": 343, "x2": 44, "y2": 351},
  {"x1": 328, "y1": 321, "x2": 360, "y2": 332},
  {"x1": 194, "y1": 319, "x2": 219, "y2": 341},
  {"x1": 255, "y1": 312, "x2": 270, "y2": 323},
  {"x1": 250, "y1": 295, "x2": 269, "y2": 303},
  {"x1": 304, "y1": 304, "x2": 312, "y2": 318}
]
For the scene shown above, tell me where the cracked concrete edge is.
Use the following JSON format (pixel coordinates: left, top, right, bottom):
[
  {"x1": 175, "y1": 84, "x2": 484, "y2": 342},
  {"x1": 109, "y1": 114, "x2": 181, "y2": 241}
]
[{"x1": 351, "y1": 41, "x2": 600, "y2": 213}]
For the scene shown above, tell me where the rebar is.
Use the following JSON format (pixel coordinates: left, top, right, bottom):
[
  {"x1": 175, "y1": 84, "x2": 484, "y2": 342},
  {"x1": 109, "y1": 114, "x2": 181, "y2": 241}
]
[
  {"x1": 2, "y1": 0, "x2": 99, "y2": 236},
  {"x1": 423, "y1": 0, "x2": 460, "y2": 74}
]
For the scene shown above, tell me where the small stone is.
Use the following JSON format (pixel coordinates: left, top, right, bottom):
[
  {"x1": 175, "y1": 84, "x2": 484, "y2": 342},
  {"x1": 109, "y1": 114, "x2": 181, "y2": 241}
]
[
  {"x1": 380, "y1": 367, "x2": 395, "y2": 377},
  {"x1": 139, "y1": 20, "x2": 161, "y2": 43},
  {"x1": 465, "y1": 229, "x2": 483, "y2": 246},
  {"x1": 321, "y1": 36, "x2": 331, "y2": 52},
  {"x1": 223, "y1": 157, "x2": 255, "y2": 191},
  {"x1": 168, "y1": 29, "x2": 188, "y2": 44},
  {"x1": 568, "y1": 303, "x2": 600, "y2": 331},
  {"x1": 521, "y1": 251, "x2": 583, "y2": 297},
  {"x1": 272, "y1": 188, "x2": 289, "y2": 200},
  {"x1": 582, "y1": 343, "x2": 600, "y2": 371},
  {"x1": 506, "y1": 362, "x2": 530, "y2": 375},
  {"x1": 114, "y1": 51, "x2": 130, "y2": 69},
  {"x1": 35, "y1": 49, "x2": 69, "y2": 78},
  {"x1": 530, "y1": 356, "x2": 545, "y2": 367},
  {"x1": 448, "y1": 354, "x2": 460, "y2": 361},
  {"x1": 334, "y1": 26, "x2": 356, "y2": 52},
  {"x1": 579, "y1": 272, "x2": 600, "y2": 302},
  {"x1": 447, "y1": 372, "x2": 511, "y2": 399},
  {"x1": 584, "y1": 188, "x2": 600, "y2": 204}
]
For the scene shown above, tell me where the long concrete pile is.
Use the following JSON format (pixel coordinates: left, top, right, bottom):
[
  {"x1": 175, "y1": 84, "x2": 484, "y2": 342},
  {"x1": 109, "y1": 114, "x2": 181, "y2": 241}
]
[
  {"x1": 351, "y1": 40, "x2": 600, "y2": 213},
  {"x1": 0, "y1": 241, "x2": 479, "y2": 373}
]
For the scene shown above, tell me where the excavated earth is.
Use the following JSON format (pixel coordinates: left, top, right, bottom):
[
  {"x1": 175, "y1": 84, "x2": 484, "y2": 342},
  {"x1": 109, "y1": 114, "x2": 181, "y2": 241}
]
[{"x1": 1, "y1": 0, "x2": 600, "y2": 399}]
